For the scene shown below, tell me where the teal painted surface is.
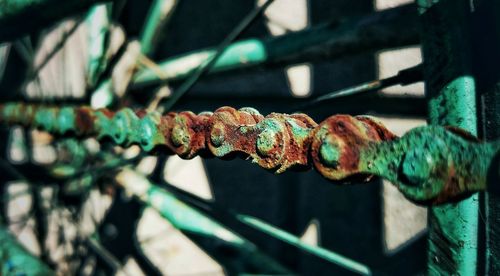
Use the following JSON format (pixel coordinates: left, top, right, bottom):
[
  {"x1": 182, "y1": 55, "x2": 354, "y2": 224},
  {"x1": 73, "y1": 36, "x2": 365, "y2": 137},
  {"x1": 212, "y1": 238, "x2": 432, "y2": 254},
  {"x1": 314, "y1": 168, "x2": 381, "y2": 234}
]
[
  {"x1": 86, "y1": 3, "x2": 110, "y2": 88},
  {"x1": 238, "y1": 215, "x2": 371, "y2": 275},
  {"x1": 94, "y1": 109, "x2": 114, "y2": 139},
  {"x1": 133, "y1": 39, "x2": 267, "y2": 85},
  {"x1": 428, "y1": 77, "x2": 479, "y2": 276},
  {"x1": 116, "y1": 170, "x2": 289, "y2": 273},
  {"x1": 140, "y1": 0, "x2": 164, "y2": 55},
  {"x1": 419, "y1": 0, "x2": 479, "y2": 274},
  {"x1": 138, "y1": 112, "x2": 165, "y2": 151},
  {"x1": 140, "y1": 0, "x2": 177, "y2": 55},
  {"x1": 34, "y1": 107, "x2": 57, "y2": 132},
  {"x1": 0, "y1": 227, "x2": 53, "y2": 275},
  {"x1": 147, "y1": 185, "x2": 245, "y2": 244},
  {"x1": 57, "y1": 107, "x2": 76, "y2": 134},
  {"x1": 90, "y1": 79, "x2": 114, "y2": 108}
]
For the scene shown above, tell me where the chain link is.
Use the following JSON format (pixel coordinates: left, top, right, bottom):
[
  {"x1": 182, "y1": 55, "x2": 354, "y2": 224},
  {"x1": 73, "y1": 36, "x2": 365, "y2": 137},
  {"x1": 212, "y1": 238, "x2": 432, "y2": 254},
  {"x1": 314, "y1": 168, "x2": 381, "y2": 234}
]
[{"x1": 1, "y1": 102, "x2": 498, "y2": 205}]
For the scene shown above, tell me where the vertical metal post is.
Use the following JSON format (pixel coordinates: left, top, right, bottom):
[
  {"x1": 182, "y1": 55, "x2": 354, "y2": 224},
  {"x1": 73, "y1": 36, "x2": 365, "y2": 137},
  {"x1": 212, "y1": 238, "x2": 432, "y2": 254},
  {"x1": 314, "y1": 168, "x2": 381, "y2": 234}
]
[
  {"x1": 474, "y1": 1, "x2": 500, "y2": 275},
  {"x1": 418, "y1": 0, "x2": 478, "y2": 275}
]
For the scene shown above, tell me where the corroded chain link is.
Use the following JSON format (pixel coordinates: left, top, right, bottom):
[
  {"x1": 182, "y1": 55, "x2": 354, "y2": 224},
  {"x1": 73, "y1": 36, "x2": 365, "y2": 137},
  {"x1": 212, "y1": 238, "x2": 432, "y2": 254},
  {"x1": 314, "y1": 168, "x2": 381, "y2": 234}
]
[{"x1": 1, "y1": 102, "x2": 499, "y2": 205}]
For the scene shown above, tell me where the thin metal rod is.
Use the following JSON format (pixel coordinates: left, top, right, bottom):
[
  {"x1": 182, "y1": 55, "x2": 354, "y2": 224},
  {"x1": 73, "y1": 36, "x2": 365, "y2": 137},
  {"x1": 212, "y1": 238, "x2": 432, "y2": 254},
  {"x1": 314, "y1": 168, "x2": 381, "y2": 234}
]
[
  {"x1": 28, "y1": 17, "x2": 84, "y2": 82},
  {"x1": 153, "y1": 178, "x2": 371, "y2": 274},
  {"x1": 238, "y1": 215, "x2": 371, "y2": 275},
  {"x1": 293, "y1": 64, "x2": 423, "y2": 112},
  {"x1": 162, "y1": 0, "x2": 276, "y2": 111},
  {"x1": 86, "y1": 237, "x2": 124, "y2": 273},
  {"x1": 115, "y1": 169, "x2": 289, "y2": 273}
]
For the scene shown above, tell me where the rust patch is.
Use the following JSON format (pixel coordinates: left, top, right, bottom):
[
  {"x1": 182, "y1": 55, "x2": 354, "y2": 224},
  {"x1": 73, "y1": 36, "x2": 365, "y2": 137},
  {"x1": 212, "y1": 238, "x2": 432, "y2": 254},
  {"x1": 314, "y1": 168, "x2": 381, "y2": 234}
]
[
  {"x1": 75, "y1": 107, "x2": 97, "y2": 135},
  {"x1": 5, "y1": 102, "x2": 493, "y2": 206}
]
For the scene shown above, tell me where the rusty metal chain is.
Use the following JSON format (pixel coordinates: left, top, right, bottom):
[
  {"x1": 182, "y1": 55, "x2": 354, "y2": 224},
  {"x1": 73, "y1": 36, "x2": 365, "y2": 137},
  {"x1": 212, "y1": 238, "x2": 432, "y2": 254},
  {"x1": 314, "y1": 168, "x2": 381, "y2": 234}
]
[{"x1": 1, "y1": 102, "x2": 499, "y2": 205}]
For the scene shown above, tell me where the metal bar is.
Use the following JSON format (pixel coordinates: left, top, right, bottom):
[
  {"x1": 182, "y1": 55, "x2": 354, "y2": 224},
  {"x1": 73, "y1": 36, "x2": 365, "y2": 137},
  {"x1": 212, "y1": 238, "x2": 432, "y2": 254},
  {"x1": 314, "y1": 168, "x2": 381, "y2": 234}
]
[
  {"x1": 1, "y1": 103, "x2": 498, "y2": 205},
  {"x1": 161, "y1": 0, "x2": 276, "y2": 111},
  {"x1": 85, "y1": 237, "x2": 124, "y2": 272},
  {"x1": 0, "y1": 0, "x2": 109, "y2": 42},
  {"x1": 115, "y1": 168, "x2": 290, "y2": 274},
  {"x1": 28, "y1": 16, "x2": 84, "y2": 82},
  {"x1": 0, "y1": 226, "x2": 53, "y2": 275},
  {"x1": 238, "y1": 214, "x2": 371, "y2": 275},
  {"x1": 86, "y1": 3, "x2": 111, "y2": 88},
  {"x1": 139, "y1": 0, "x2": 179, "y2": 56},
  {"x1": 293, "y1": 64, "x2": 423, "y2": 112},
  {"x1": 131, "y1": 3, "x2": 419, "y2": 88},
  {"x1": 90, "y1": 0, "x2": 179, "y2": 109},
  {"x1": 473, "y1": 1, "x2": 500, "y2": 274},
  {"x1": 418, "y1": 0, "x2": 479, "y2": 274}
]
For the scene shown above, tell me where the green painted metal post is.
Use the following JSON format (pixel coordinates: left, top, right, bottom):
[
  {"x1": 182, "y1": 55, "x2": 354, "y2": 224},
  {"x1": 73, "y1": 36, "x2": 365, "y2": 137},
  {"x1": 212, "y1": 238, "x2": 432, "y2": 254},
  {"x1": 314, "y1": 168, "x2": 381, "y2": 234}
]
[
  {"x1": 0, "y1": 226, "x2": 53, "y2": 275},
  {"x1": 474, "y1": 1, "x2": 500, "y2": 275},
  {"x1": 419, "y1": 0, "x2": 479, "y2": 274}
]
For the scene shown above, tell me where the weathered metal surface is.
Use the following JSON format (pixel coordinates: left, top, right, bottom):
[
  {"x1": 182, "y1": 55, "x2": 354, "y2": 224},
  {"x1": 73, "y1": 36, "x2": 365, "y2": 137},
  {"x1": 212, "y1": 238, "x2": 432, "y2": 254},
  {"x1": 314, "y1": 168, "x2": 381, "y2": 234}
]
[
  {"x1": 115, "y1": 169, "x2": 290, "y2": 274},
  {"x1": 131, "y1": 3, "x2": 419, "y2": 87},
  {"x1": 0, "y1": 226, "x2": 54, "y2": 275},
  {"x1": 419, "y1": 0, "x2": 480, "y2": 274},
  {"x1": 1, "y1": 102, "x2": 499, "y2": 205}
]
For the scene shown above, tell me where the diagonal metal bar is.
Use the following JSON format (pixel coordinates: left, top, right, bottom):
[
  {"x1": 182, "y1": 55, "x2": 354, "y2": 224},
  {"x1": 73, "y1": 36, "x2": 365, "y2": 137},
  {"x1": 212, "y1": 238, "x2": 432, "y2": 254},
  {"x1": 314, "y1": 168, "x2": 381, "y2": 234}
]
[
  {"x1": 292, "y1": 64, "x2": 423, "y2": 112},
  {"x1": 139, "y1": 0, "x2": 179, "y2": 56},
  {"x1": 0, "y1": 226, "x2": 54, "y2": 275},
  {"x1": 161, "y1": 0, "x2": 276, "y2": 111},
  {"x1": 238, "y1": 214, "x2": 371, "y2": 275},
  {"x1": 115, "y1": 168, "x2": 290, "y2": 274},
  {"x1": 131, "y1": 3, "x2": 419, "y2": 88}
]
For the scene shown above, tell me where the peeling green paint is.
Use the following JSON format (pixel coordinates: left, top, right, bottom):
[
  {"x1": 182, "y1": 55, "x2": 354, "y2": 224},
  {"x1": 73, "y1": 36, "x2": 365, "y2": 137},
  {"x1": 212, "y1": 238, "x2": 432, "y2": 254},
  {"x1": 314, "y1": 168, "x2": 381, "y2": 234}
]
[
  {"x1": 419, "y1": 0, "x2": 479, "y2": 274},
  {"x1": 57, "y1": 107, "x2": 76, "y2": 134},
  {"x1": 94, "y1": 109, "x2": 115, "y2": 139},
  {"x1": 139, "y1": 112, "x2": 165, "y2": 151},
  {"x1": 111, "y1": 109, "x2": 136, "y2": 145},
  {"x1": 34, "y1": 107, "x2": 57, "y2": 132},
  {"x1": 1, "y1": 103, "x2": 498, "y2": 205}
]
